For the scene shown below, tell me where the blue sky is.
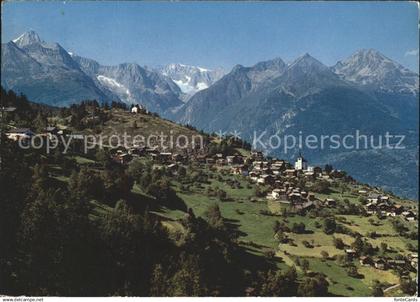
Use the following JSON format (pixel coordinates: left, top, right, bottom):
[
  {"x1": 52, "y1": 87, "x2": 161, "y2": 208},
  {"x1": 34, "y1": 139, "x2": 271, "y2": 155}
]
[{"x1": 2, "y1": 1, "x2": 419, "y2": 72}]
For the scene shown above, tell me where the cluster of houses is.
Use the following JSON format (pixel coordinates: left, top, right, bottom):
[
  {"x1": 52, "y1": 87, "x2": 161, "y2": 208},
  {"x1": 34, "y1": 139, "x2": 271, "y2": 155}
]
[
  {"x1": 353, "y1": 253, "x2": 418, "y2": 271},
  {"x1": 233, "y1": 151, "x2": 330, "y2": 212},
  {"x1": 111, "y1": 145, "x2": 188, "y2": 166},
  {"x1": 5, "y1": 126, "x2": 68, "y2": 141},
  {"x1": 111, "y1": 148, "x2": 325, "y2": 213},
  {"x1": 6, "y1": 123, "x2": 418, "y2": 225},
  {"x1": 364, "y1": 193, "x2": 416, "y2": 221},
  {"x1": 344, "y1": 249, "x2": 418, "y2": 271}
]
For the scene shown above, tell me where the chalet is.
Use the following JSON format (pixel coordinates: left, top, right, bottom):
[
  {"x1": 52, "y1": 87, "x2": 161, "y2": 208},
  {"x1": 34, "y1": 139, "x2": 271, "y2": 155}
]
[
  {"x1": 345, "y1": 249, "x2": 357, "y2": 259},
  {"x1": 284, "y1": 169, "x2": 297, "y2": 177},
  {"x1": 226, "y1": 155, "x2": 244, "y2": 165},
  {"x1": 172, "y1": 153, "x2": 183, "y2": 162},
  {"x1": 206, "y1": 158, "x2": 216, "y2": 165},
  {"x1": 271, "y1": 160, "x2": 285, "y2": 171},
  {"x1": 304, "y1": 171, "x2": 315, "y2": 180},
  {"x1": 159, "y1": 152, "x2": 172, "y2": 163},
  {"x1": 283, "y1": 181, "x2": 291, "y2": 188},
  {"x1": 216, "y1": 158, "x2": 226, "y2": 166},
  {"x1": 261, "y1": 167, "x2": 271, "y2": 175},
  {"x1": 129, "y1": 147, "x2": 146, "y2": 156},
  {"x1": 145, "y1": 148, "x2": 159, "y2": 155},
  {"x1": 288, "y1": 192, "x2": 302, "y2": 203},
  {"x1": 307, "y1": 193, "x2": 316, "y2": 202},
  {"x1": 6, "y1": 128, "x2": 35, "y2": 141},
  {"x1": 274, "y1": 180, "x2": 283, "y2": 188},
  {"x1": 244, "y1": 157, "x2": 253, "y2": 165},
  {"x1": 386, "y1": 259, "x2": 406, "y2": 268},
  {"x1": 57, "y1": 129, "x2": 68, "y2": 136},
  {"x1": 293, "y1": 201, "x2": 315, "y2": 213},
  {"x1": 373, "y1": 258, "x2": 386, "y2": 270},
  {"x1": 113, "y1": 153, "x2": 132, "y2": 165},
  {"x1": 257, "y1": 174, "x2": 274, "y2": 185},
  {"x1": 402, "y1": 211, "x2": 416, "y2": 221},
  {"x1": 271, "y1": 167, "x2": 282, "y2": 175},
  {"x1": 250, "y1": 176, "x2": 259, "y2": 183},
  {"x1": 359, "y1": 256, "x2": 373, "y2": 267},
  {"x1": 271, "y1": 189, "x2": 281, "y2": 200},
  {"x1": 215, "y1": 153, "x2": 224, "y2": 159},
  {"x1": 196, "y1": 154, "x2": 207, "y2": 163},
  {"x1": 251, "y1": 150, "x2": 264, "y2": 160},
  {"x1": 377, "y1": 202, "x2": 391, "y2": 211},
  {"x1": 232, "y1": 165, "x2": 249, "y2": 176},
  {"x1": 325, "y1": 198, "x2": 336, "y2": 207},
  {"x1": 321, "y1": 174, "x2": 331, "y2": 180},
  {"x1": 167, "y1": 163, "x2": 178, "y2": 173},
  {"x1": 249, "y1": 171, "x2": 259, "y2": 178},
  {"x1": 408, "y1": 253, "x2": 418, "y2": 268},
  {"x1": 367, "y1": 193, "x2": 379, "y2": 202},
  {"x1": 298, "y1": 201, "x2": 315, "y2": 212},
  {"x1": 253, "y1": 161, "x2": 263, "y2": 170},
  {"x1": 365, "y1": 202, "x2": 377, "y2": 215},
  {"x1": 44, "y1": 126, "x2": 59, "y2": 137},
  {"x1": 392, "y1": 204, "x2": 404, "y2": 215},
  {"x1": 379, "y1": 196, "x2": 390, "y2": 202}
]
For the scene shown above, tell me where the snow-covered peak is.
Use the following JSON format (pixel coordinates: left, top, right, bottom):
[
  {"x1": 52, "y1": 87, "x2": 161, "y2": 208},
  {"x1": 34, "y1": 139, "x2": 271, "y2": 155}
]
[
  {"x1": 333, "y1": 49, "x2": 419, "y2": 94},
  {"x1": 13, "y1": 30, "x2": 43, "y2": 47},
  {"x1": 164, "y1": 63, "x2": 212, "y2": 75},
  {"x1": 157, "y1": 63, "x2": 225, "y2": 97}
]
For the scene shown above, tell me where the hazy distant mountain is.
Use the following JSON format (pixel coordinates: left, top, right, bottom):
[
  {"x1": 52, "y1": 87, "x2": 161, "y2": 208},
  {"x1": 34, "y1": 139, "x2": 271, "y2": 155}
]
[
  {"x1": 174, "y1": 52, "x2": 419, "y2": 199},
  {"x1": 2, "y1": 31, "x2": 184, "y2": 114},
  {"x1": 156, "y1": 63, "x2": 225, "y2": 100}
]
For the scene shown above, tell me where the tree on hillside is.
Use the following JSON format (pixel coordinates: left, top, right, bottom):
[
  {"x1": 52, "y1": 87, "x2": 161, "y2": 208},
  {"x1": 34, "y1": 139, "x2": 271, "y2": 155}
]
[
  {"x1": 372, "y1": 280, "x2": 384, "y2": 297},
  {"x1": 320, "y1": 251, "x2": 329, "y2": 261},
  {"x1": 323, "y1": 217, "x2": 336, "y2": 234},
  {"x1": 400, "y1": 277, "x2": 417, "y2": 296},
  {"x1": 333, "y1": 237, "x2": 345, "y2": 249},
  {"x1": 297, "y1": 274, "x2": 329, "y2": 296},
  {"x1": 257, "y1": 267, "x2": 298, "y2": 296},
  {"x1": 205, "y1": 203, "x2": 224, "y2": 230},
  {"x1": 291, "y1": 222, "x2": 306, "y2": 234},
  {"x1": 311, "y1": 180, "x2": 330, "y2": 194}
]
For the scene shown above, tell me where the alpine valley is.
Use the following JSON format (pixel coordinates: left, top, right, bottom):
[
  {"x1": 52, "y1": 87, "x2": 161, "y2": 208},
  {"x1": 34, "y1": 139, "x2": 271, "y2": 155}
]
[{"x1": 1, "y1": 31, "x2": 419, "y2": 199}]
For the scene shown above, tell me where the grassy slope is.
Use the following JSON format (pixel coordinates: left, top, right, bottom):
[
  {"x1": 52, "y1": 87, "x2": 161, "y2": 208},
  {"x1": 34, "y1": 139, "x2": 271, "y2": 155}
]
[
  {"x1": 49, "y1": 110, "x2": 417, "y2": 297},
  {"x1": 155, "y1": 165, "x2": 418, "y2": 297}
]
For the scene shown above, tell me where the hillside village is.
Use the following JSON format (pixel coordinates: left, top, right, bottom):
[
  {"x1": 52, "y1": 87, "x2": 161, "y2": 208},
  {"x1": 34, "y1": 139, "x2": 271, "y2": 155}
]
[{"x1": 2, "y1": 97, "x2": 418, "y2": 297}]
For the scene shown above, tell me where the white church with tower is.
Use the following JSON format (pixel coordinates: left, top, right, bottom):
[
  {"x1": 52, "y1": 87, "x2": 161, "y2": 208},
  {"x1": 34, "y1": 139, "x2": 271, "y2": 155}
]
[{"x1": 294, "y1": 151, "x2": 308, "y2": 171}]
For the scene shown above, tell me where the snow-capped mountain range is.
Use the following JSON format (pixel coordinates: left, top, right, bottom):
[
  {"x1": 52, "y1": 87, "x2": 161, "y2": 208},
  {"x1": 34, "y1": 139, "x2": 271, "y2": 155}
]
[
  {"x1": 156, "y1": 63, "x2": 225, "y2": 99},
  {"x1": 1, "y1": 31, "x2": 221, "y2": 113},
  {"x1": 2, "y1": 31, "x2": 418, "y2": 112}
]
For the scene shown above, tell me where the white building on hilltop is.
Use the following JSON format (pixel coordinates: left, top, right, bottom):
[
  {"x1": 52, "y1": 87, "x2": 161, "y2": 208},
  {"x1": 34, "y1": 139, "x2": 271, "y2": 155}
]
[
  {"x1": 294, "y1": 152, "x2": 308, "y2": 170},
  {"x1": 131, "y1": 104, "x2": 145, "y2": 113}
]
